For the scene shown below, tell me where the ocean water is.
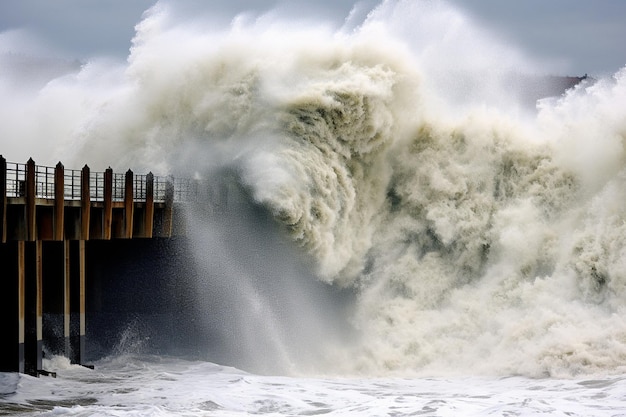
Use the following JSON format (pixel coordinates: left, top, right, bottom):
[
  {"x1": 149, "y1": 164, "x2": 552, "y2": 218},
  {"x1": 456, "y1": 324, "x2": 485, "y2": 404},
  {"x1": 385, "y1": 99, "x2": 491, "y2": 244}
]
[
  {"x1": 2, "y1": 0, "x2": 626, "y2": 415},
  {"x1": 1, "y1": 355, "x2": 626, "y2": 416}
]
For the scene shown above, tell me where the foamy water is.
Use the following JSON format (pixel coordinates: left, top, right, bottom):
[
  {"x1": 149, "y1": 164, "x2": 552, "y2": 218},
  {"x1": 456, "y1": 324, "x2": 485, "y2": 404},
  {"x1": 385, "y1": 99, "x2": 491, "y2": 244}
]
[
  {"x1": 2, "y1": 0, "x2": 626, "y2": 414},
  {"x1": 2, "y1": 355, "x2": 626, "y2": 416}
]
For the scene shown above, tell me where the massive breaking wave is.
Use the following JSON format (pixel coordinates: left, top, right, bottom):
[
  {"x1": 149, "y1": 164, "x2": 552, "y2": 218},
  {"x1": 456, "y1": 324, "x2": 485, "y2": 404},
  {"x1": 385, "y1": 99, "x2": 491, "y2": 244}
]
[{"x1": 2, "y1": 0, "x2": 626, "y2": 377}]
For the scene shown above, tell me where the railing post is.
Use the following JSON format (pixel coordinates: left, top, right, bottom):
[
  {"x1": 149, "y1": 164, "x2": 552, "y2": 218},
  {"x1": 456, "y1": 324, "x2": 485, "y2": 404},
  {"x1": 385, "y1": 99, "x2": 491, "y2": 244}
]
[
  {"x1": 80, "y1": 165, "x2": 90, "y2": 241},
  {"x1": 54, "y1": 162, "x2": 64, "y2": 241},
  {"x1": 145, "y1": 172, "x2": 154, "y2": 238},
  {"x1": 1, "y1": 155, "x2": 6, "y2": 243},
  {"x1": 103, "y1": 167, "x2": 113, "y2": 240},
  {"x1": 124, "y1": 169, "x2": 134, "y2": 239},
  {"x1": 26, "y1": 158, "x2": 36, "y2": 241}
]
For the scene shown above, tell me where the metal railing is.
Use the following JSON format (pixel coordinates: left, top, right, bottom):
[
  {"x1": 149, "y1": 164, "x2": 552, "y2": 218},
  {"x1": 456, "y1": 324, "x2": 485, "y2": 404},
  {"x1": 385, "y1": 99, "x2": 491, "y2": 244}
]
[
  {"x1": 134, "y1": 174, "x2": 148, "y2": 201},
  {"x1": 173, "y1": 178, "x2": 200, "y2": 203},
  {"x1": 90, "y1": 171, "x2": 105, "y2": 202},
  {"x1": 112, "y1": 173, "x2": 125, "y2": 202},
  {"x1": 64, "y1": 168, "x2": 82, "y2": 200},
  {"x1": 5, "y1": 162, "x2": 26, "y2": 198},
  {"x1": 35, "y1": 165, "x2": 56, "y2": 199},
  {"x1": 2, "y1": 159, "x2": 198, "y2": 204}
]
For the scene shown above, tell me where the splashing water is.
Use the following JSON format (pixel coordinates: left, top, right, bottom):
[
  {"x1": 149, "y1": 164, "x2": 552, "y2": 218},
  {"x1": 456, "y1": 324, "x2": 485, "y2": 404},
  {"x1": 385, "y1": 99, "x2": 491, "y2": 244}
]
[{"x1": 1, "y1": 0, "x2": 626, "y2": 378}]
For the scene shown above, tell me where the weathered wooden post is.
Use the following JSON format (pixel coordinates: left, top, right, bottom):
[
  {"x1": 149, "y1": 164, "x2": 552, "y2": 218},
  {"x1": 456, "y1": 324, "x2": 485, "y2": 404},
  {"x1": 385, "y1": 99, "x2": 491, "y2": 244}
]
[
  {"x1": 21, "y1": 158, "x2": 44, "y2": 376},
  {"x1": 73, "y1": 165, "x2": 90, "y2": 367},
  {"x1": 81, "y1": 165, "x2": 90, "y2": 240},
  {"x1": 78, "y1": 239, "x2": 87, "y2": 366},
  {"x1": 144, "y1": 172, "x2": 154, "y2": 238},
  {"x1": 68, "y1": 239, "x2": 88, "y2": 367},
  {"x1": 124, "y1": 169, "x2": 134, "y2": 239},
  {"x1": 26, "y1": 158, "x2": 36, "y2": 242},
  {"x1": 54, "y1": 162, "x2": 64, "y2": 241},
  {"x1": 23, "y1": 238, "x2": 43, "y2": 376},
  {"x1": 104, "y1": 167, "x2": 113, "y2": 240},
  {"x1": 64, "y1": 240, "x2": 71, "y2": 359},
  {"x1": 17, "y1": 241, "x2": 25, "y2": 373},
  {"x1": 35, "y1": 239, "x2": 43, "y2": 375}
]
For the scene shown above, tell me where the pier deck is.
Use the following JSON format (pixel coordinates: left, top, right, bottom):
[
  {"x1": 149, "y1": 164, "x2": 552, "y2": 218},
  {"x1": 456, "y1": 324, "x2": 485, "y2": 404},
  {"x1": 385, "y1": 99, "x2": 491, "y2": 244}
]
[{"x1": 0, "y1": 156, "x2": 197, "y2": 376}]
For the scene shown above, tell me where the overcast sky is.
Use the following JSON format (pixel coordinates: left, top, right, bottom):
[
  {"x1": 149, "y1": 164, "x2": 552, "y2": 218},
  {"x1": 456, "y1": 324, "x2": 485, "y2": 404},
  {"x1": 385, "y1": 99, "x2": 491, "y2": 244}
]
[{"x1": 0, "y1": 0, "x2": 625, "y2": 77}]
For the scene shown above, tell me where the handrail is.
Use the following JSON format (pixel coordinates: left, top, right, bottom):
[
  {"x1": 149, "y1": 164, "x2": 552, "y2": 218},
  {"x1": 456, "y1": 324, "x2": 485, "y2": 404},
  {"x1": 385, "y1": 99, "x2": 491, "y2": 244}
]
[
  {"x1": 1, "y1": 158, "x2": 198, "y2": 203},
  {"x1": 64, "y1": 168, "x2": 81, "y2": 200},
  {"x1": 5, "y1": 162, "x2": 26, "y2": 198},
  {"x1": 35, "y1": 165, "x2": 55, "y2": 199}
]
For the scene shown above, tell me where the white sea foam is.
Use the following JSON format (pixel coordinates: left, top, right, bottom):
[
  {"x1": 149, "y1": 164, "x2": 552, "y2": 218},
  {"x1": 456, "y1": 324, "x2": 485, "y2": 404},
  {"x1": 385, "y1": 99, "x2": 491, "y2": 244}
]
[{"x1": 2, "y1": 354, "x2": 626, "y2": 416}]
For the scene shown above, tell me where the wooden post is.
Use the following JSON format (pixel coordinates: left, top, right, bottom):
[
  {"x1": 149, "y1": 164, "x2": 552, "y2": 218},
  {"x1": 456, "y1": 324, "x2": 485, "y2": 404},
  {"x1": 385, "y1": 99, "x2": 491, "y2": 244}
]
[
  {"x1": 69, "y1": 239, "x2": 88, "y2": 366},
  {"x1": 35, "y1": 239, "x2": 43, "y2": 375},
  {"x1": 64, "y1": 240, "x2": 71, "y2": 358},
  {"x1": 26, "y1": 158, "x2": 36, "y2": 242},
  {"x1": 103, "y1": 168, "x2": 112, "y2": 240},
  {"x1": 124, "y1": 169, "x2": 134, "y2": 239},
  {"x1": 23, "y1": 239, "x2": 43, "y2": 376},
  {"x1": 17, "y1": 241, "x2": 25, "y2": 374},
  {"x1": 80, "y1": 165, "x2": 90, "y2": 240},
  {"x1": 54, "y1": 162, "x2": 64, "y2": 241},
  {"x1": 78, "y1": 239, "x2": 86, "y2": 365},
  {"x1": 144, "y1": 172, "x2": 154, "y2": 238},
  {"x1": 1, "y1": 155, "x2": 6, "y2": 243}
]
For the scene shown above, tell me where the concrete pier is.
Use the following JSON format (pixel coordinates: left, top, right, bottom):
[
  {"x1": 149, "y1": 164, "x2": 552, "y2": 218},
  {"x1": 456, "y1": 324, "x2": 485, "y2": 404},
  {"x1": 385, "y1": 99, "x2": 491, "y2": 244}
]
[{"x1": 0, "y1": 156, "x2": 195, "y2": 376}]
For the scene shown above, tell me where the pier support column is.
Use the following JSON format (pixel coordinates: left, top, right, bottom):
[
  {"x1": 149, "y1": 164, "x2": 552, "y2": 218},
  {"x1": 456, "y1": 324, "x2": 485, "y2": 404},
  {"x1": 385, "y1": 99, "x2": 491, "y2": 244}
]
[
  {"x1": 23, "y1": 240, "x2": 43, "y2": 376},
  {"x1": 18, "y1": 241, "x2": 25, "y2": 373},
  {"x1": 79, "y1": 239, "x2": 86, "y2": 365},
  {"x1": 36, "y1": 241, "x2": 43, "y2": 375},
  {"x1": 0, "y1": 242, "x2": 26, "y2": 373},
  {"x1": 69, "y1": 239, "x2": 88, "y2": 366},
  {"x1": 64, "y1": 240, "x2": 71, "y2": 358}
]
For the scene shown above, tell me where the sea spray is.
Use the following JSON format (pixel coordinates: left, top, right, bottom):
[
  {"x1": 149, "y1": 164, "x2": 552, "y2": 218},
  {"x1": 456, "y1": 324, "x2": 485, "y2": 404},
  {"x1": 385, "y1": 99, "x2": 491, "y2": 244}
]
[{"x1": 1, "y1": 0, "x2": 626, "y2": 377}]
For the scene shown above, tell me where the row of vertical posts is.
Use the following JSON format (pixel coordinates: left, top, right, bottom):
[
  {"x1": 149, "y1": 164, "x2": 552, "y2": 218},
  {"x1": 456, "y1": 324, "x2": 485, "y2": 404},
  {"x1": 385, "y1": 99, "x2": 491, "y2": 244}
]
[
  {"x1": 10, "y1": 239, "x2": 86, "y2": 376},
  {"x1": 0, "y1": 156, "x2": 176, "y2": 376},
  {"x1": 0, "y1": 157, "x2": 174, "y2": 243}
]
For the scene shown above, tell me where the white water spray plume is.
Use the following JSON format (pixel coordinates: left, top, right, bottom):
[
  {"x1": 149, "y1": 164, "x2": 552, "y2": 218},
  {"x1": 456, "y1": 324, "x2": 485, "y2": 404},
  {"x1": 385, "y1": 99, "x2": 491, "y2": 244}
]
[{"x1": 1, "y1": 0, "x2": 626, "y2": 378}]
